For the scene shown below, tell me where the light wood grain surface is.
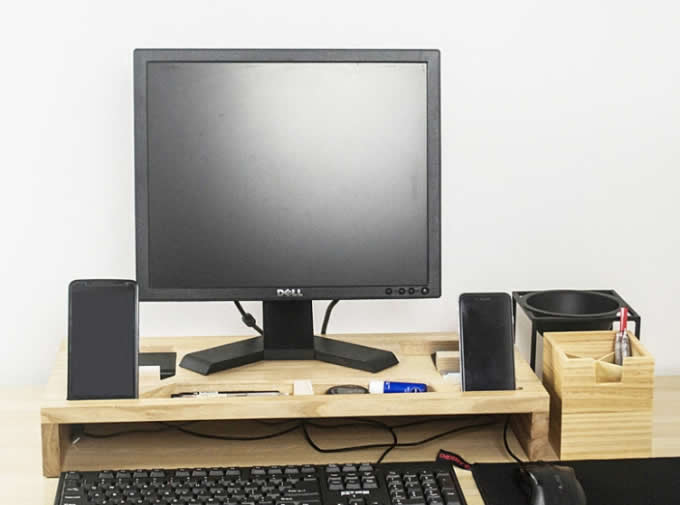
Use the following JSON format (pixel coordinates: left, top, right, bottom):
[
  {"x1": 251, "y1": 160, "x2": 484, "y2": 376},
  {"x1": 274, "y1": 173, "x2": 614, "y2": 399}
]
[
  {"x1": 543, "y1": 330, "x2": 655, "y2": 460},
  {"x1": 42, "y1": 333, "x2": 549, "y2": 424},
  {"x1": 39, "y1": 333, "x2": 552, "y2": 475},
  {"x1": 3, "y1": 377, "x2": 680, "y2": 505}
]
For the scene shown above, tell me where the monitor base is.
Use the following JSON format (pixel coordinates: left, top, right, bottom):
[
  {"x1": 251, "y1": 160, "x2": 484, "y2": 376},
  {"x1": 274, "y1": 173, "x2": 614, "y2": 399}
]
[
  {"x1": 179, "y1": 300, "x2": 399, "y2": 375},
  {"x1": 179, "y1": 335, "x2": 399, "y2": 375}
]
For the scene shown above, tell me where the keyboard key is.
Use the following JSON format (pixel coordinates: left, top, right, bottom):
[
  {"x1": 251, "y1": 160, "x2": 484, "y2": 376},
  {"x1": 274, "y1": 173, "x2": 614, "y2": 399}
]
[
  {"x1": 442, "y1": 493, "x2": 459, "y2": 505},
  {"x1": 284, "y1": 490, "x2": 321, "y2": 498},
  {"x1": 341, "y1": 465, "x2": 357, "y2": 473},
  {"x1": 437, "y1": 476, "x2": 455, "y2": 491},
  {"x1": 295, "y1": 481, "x2": 319, "y2": 491},
  {"x1": 393, "y1": 500, "x2": 425, "y2": 505}
]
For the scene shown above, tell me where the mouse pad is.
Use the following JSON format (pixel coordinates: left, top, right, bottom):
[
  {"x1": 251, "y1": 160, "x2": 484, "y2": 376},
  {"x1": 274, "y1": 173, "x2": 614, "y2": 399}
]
[{"x1": 472, "y1": 457, "x2": 680, "y2": 505}]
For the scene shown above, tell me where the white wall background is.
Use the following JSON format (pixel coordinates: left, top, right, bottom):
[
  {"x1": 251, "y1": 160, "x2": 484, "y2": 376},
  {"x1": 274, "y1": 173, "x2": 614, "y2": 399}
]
[{"x1": 1, "y1": 1, "x2": 679, "y2": 385}]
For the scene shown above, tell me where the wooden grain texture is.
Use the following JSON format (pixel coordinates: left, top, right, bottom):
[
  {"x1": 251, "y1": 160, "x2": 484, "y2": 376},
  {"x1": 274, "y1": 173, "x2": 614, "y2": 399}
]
[
  {"x1": 510, "y1": 411, "x2": 551, "y2": 461},
  {"x1": 0, "y1": 386, "x2": 56, "y2": 505},
  {"x1": 434, "y1": 351, "x2": 460, "y2": 373},
  {"x1": 543, "y1": 330, "x2": 654, "y2": 460},
  {"x1": 39, "y1": 332, "x2": 550, "y2": 476},
  {"x1": 41, "y1": 333, "x2": 548, "y2": 424},
  {"x1": 2, "y1": 378, "x2": 680, "y2": 505},
  {"x1": 41, "y1": 423, "x2": 70, "y2": 477}
]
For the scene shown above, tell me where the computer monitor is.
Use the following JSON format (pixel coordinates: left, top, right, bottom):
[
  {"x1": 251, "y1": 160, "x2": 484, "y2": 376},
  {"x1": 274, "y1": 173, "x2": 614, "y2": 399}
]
[{"x1": 134, "y1": 49, "x2": 441, "y2": 375}]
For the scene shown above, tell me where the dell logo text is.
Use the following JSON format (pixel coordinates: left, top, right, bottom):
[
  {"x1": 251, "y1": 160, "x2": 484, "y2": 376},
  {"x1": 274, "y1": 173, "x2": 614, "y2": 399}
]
[{"x1": 276, "y1": 288, "x2": 303, "y2": 297}]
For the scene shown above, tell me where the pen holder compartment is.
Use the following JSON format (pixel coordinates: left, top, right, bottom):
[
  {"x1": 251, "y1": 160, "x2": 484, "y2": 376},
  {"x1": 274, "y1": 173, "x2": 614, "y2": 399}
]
[{"x1": 542, "y1": 330, "x2": 654, "y2": 460}]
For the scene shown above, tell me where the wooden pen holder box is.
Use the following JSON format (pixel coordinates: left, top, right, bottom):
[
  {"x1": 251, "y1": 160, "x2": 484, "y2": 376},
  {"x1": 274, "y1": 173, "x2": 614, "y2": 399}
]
[{"x1": 542, "y1": 330, "x2": 654, "y2": 460}]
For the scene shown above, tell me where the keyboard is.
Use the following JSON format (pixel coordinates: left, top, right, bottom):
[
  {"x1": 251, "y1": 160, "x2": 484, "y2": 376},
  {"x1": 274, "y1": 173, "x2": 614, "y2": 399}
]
[{"x1": 54, "y1": 461, "x2": 467, "y2": 505}]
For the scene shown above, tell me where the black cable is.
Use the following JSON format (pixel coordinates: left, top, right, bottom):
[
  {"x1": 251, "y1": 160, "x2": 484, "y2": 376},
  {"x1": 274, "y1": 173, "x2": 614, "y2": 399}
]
[
  {"x1": 374, "y1": 417, "x2": 460, "y2": 463},
  {"x1": 81, "y1": 422, "x2": 195, "y2": 439},
  {"x1": 301, "y1": 416, "x2": 495, "y2": 464},
  {"x1": 376, "y1": 431, "x2": 397, "y2": 464},
  {"x1": 388, "y1": 416, "x2": 472, "y2": 429},
  {"x1": 160, "y1": 421, "x2": 301, "y2": 441},
  {"x1": 82, "y1": 415, "x2": 495, "y2": 467},
  {"x1": 391, "y1": 417, "x2": 497, "y2": 448},
  {"x1": 321, "y1": 300, "x2": 339, "y2": 335},
  {"x1": 82, "y1": 427, "x2": 170, "y2": 439},
  {"x1": 379, "y1": 417, "x2": 494, "y2": 464},
  {"x1": 255, "y1": 419, "x2": 300, "y2": 426},
  {"x1": 304, "y1": 418, "x2": 393, "y2": 430},
  {"x1": 375, "y1": 417, "x2": 495, "y2": 464},
  {"x1": 301, "y1": 420, "x2": 397, "y2": 455},
  {"x1": 234, "y1": 301, "x2": 264, "y2": 336},
  {"x1": 503, "y1": 415, "x2": 525, "y2": 465},
  {"x1": 83, "y1": 419, "x2": 299, "y2": 442}
]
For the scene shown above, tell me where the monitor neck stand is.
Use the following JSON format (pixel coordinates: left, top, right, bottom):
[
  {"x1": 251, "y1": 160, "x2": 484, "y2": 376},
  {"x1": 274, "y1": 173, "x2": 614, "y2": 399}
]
[{"x1": 178, "y1": 301, "x2": 399, "y2": 375}]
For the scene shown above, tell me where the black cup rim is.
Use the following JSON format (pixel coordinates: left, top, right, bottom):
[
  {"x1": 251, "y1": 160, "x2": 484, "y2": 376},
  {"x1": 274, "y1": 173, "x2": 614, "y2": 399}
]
[{"x1": 521, "y1": 289, "x2": 622, "y2": 318}]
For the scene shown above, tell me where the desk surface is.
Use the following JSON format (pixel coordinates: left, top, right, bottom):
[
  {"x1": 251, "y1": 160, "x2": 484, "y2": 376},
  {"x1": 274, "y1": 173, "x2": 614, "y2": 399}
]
[{"x1": 2, "y1": 377, "x2": 679, "y2": 505}]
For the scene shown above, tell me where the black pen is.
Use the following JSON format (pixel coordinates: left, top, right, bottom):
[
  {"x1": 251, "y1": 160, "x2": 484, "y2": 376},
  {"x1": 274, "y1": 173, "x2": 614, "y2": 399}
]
[{"x1": 171, "y1": 391, "x2": 283, "y2": 398}]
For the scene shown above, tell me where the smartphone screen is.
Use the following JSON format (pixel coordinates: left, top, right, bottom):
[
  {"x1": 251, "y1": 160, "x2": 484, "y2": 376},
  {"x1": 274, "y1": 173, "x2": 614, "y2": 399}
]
[
  {"x1": 68, "y1": 280, "x2": 138, "y2": 400},
  {"x1": 459, "y1": 292, "x2": 515, "y2": 391}
]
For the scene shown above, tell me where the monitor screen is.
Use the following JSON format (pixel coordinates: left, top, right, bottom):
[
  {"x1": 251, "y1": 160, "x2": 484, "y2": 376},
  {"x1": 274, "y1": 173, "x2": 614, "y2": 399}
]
[{"x1": 135, "y1": 50, "x2": 440, "y2": 300}]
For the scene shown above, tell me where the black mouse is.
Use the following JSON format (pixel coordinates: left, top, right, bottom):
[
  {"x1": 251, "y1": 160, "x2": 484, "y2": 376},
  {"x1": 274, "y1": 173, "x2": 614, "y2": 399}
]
[{"x1": 517, "y1": 463, "x2": 587, "y2": 505}]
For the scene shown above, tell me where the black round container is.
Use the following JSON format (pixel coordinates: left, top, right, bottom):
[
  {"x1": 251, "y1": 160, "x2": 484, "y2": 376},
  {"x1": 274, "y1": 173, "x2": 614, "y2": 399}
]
[
  {"x1": 514, "y1": 289, "x2": 635, "y2": 370},
  {"x1": 522, "y1": 290, "x2": 621, "y2": 319}
]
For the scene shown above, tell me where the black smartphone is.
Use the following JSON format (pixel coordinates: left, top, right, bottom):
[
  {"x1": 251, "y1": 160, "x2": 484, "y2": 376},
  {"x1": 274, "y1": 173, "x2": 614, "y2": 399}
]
[
  {"x1": 68, "y1": 279, "x2": 139, "y2": 400},
  {"x1": 459, "y1": 292, "x2": 516, "y2": 392}
]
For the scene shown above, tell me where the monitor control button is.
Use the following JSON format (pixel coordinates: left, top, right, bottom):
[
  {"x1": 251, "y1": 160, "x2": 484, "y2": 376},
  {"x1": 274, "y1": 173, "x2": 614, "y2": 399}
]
[
  {"x1": 398, "y1": 288, "x2": 406, "y2": 295},
  {"x1": 408, "y1": 288, "x2": 416, "y2": 295},
  {"x1": 421, "y1": 287, "x2": 430, "y2": 295},
  {"x1": 385, "y1": 288, "x2": 393, "y2": 295}
]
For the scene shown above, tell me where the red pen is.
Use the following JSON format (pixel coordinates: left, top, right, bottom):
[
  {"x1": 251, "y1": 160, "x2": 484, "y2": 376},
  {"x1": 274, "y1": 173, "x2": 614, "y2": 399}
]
[
  {"x1": 619, "y1": 307, "x2": 629, "y2": 334},
  {"x1": 619, "y1": 307, "x2": 630, "y2": 360}
]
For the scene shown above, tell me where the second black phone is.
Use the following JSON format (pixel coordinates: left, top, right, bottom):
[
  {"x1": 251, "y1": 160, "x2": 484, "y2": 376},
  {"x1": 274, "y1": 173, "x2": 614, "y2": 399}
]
[
  {"x1": 459, "y1": 292, "x2": 516, "y2": 392},
  {"x1": 68, "y1": 279, "x2": 139, "y2": 400}
]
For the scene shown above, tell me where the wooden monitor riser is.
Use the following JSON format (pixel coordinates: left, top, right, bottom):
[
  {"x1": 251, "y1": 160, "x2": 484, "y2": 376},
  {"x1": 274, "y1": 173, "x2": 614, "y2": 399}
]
[{"x1": 40, "y1": 332, "x2": 550, "y2": 477}]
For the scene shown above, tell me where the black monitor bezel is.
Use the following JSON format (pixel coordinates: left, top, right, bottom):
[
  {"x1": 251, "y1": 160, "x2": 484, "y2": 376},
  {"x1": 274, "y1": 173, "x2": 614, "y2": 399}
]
[{"x1": 134, "y1": 49, "x2": 441, "y2": 302}]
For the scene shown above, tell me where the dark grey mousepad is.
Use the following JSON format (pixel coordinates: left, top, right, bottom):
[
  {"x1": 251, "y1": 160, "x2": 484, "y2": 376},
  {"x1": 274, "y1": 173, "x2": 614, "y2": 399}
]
[{"x1": 472, "y1": 457, "x2": 680, "y2": 505}]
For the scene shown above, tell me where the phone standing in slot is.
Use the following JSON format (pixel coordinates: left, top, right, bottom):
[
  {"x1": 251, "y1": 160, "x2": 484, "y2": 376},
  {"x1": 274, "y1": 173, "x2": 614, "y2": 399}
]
[
  {"x1": 68, "y1": 279, "x2": 138, "y2": 400},
  {"x1": 459, "y1": 292, "x2": 516, "y2": 392}
]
